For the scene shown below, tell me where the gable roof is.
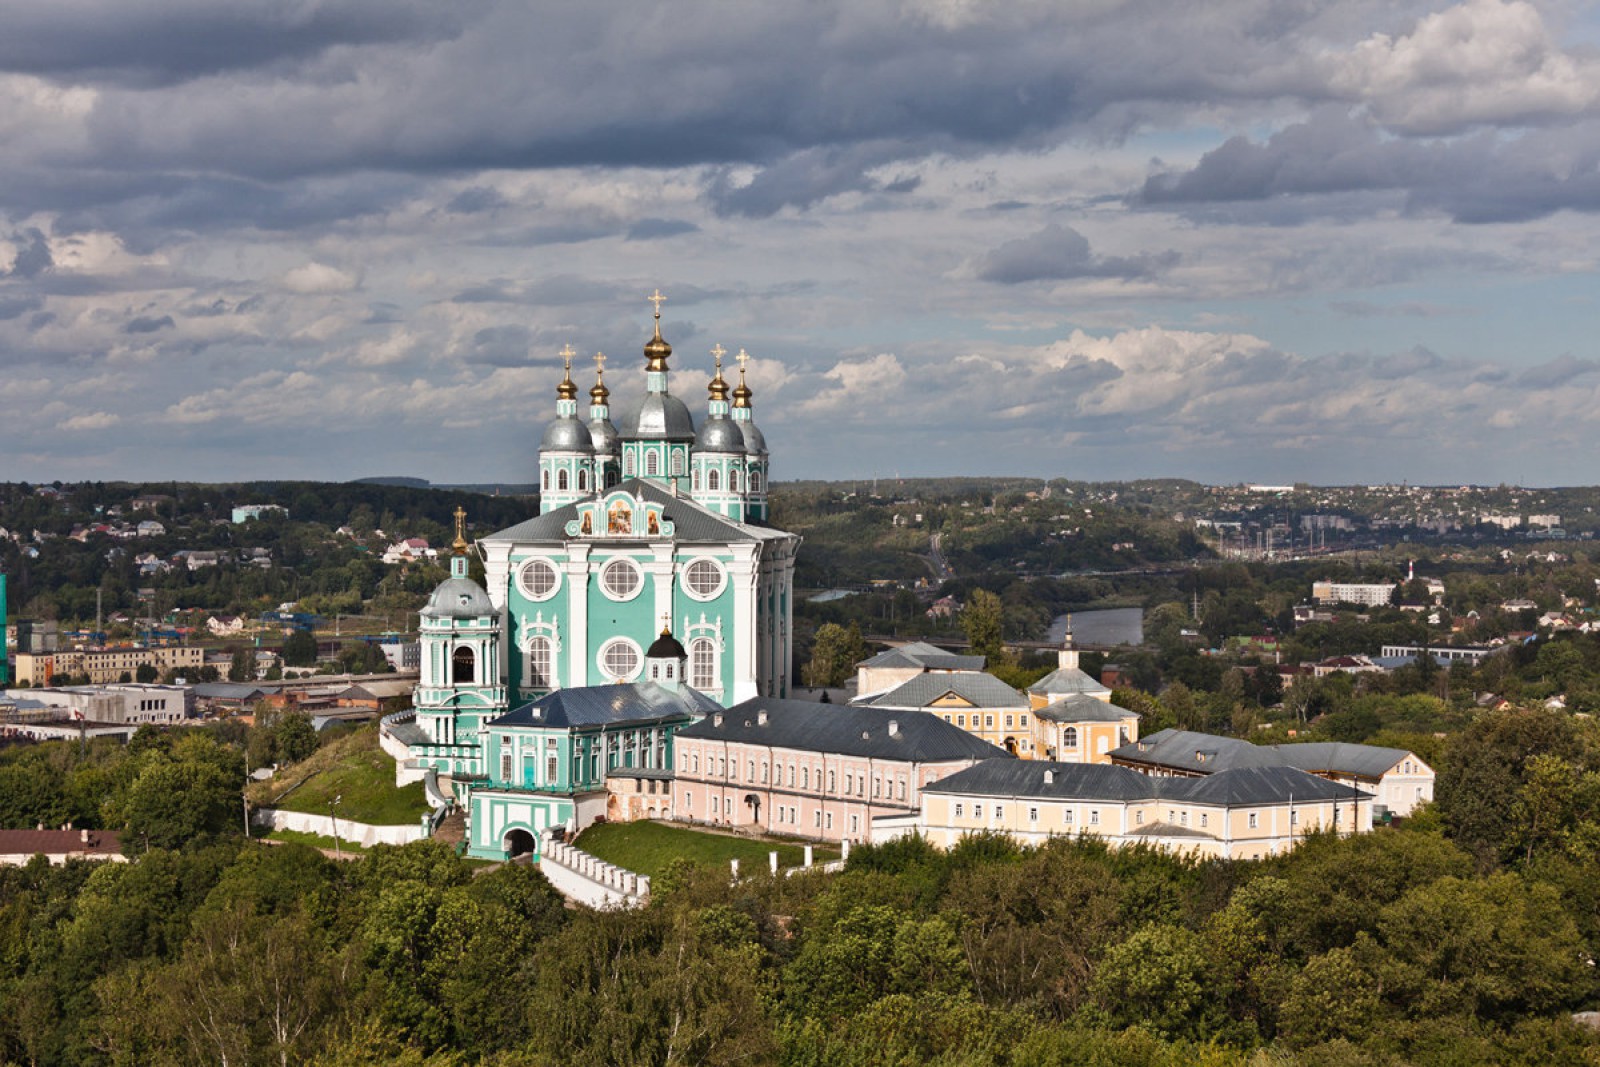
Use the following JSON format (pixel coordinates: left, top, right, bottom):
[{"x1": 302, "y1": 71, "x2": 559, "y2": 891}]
[
  {"x1": 865, "y1": 671, "x2": 1027, "y2": 710},
  {"x1": 925, "y1": 758, "x2": 1369, "y2": 807},
  {"x1": 1110, "y1": 729, "x2": 1413, "y2": 780},
  {"x1": 489, "y1": 681, "x2": 722, "y2": 730},
  {"x1": 676, "y1": 698, "x2": 1008, "y2": 763},
  {"x1": 485, "y1": 479, "x2": 794, "y2": 545},
  {"x1": 1035, "y1": 692, "x2": 1138, "y2": 724},
  {"x1": 858, "y1": 643, "x2": 985, "y2": 672},
  {"x1": 1028, "y1": 666, "x2": 1112, "y2": 696}
]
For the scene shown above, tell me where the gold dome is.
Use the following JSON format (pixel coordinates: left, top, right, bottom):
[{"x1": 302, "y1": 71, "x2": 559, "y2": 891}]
[
  {"x1": 707, "y1": 343, "x2": 730, "y2": 402},
  {"x1": 731, "y1": 347, "x2": 753, "y2": 408},
  {"x1": 590, "y1": 351, "x2": 610, "y2": 402},
  {"x1": 644, "y1": 288, "x2": 672, "y2": 372},
  {"x1": 556, "y1": 345, "x2": 578, "y2": 400}
]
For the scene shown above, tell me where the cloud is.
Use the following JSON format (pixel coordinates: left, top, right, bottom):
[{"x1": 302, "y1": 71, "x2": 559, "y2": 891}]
[
  {"x1": 57, "y1": 410, "x2": 120, "y2": 431},
  {"x1": 282, "y1": 262, "x2": 359, "y2": 294},
  {"x1": 977, "y1": 223, "x2": 1177, "y2": 284},
  {"x1": 4, "y1": 229, "x2": 53, "y2": 278},
  {"x1": 625, "y1": 218, "x2": 699, "y2": 241},
  {"x1": 123, "y1": 314, "x2": 174, "y2": 333}
]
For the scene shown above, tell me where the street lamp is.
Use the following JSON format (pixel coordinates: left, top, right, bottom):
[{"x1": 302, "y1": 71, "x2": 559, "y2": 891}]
[{"x1": 329, "y1": 794, "x2": 343, "y2": 860}]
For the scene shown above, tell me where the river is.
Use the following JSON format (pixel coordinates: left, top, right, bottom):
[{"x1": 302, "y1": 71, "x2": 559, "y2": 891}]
[{"x1": 1045, "y1": 606, "x2": 1144, "y2": 647}]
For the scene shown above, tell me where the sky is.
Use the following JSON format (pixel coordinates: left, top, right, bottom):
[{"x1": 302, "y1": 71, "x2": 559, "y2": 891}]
[{"x1": 5, "y1": 0, "x2": 1600, "y2": 488}]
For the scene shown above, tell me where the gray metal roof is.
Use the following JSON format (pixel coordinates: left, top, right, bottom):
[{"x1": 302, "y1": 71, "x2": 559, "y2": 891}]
[
  {"x1": 694, "y1": 414, "x2": 747, "y2": 453},
  {"x1": 1109, "y1": 729, "x2": 1411, "y2": 781},
  {"x1": 925, "y1": 758, "x2": 1369, "y2": 807},
  {"x1": 588, "y1": 416, "x2": 620, "y2": 454},
  {"x1": 735, "y1": 416, "x2": 767, "y2": 455},
  {"x1": 617, "y1": 391, "x2": 696, "y2": 440},
  {"x1": 925, "y1": 759, "x2": 1153, "y2": 801},
  {"x1": 388, "y1": 721, "x2": 429, "y2": 746},
  {"x1": 191, "y1": 682, "x2": 270, "y2": 700},
  {"x1": 486, "y1": 478, "x2": 792, "y2": 545},
  {"x1": 1028, "y1": 666, "x2": 1111, "y2": 696},
  {"x1": 1035, "y1": 692, "x2": 1138, "y2": 724},
  {"x1": 1126, "y1": 821, "x2": 1221, "y2": 841},
  {"x1": 489, "y1": 681, "x2": 722, "y2": 730},
  {"x1": 540, "y1": 415, "x2": 594, "y2": 452},
  {"x1": 422, "y1": 576, "x2": 498, "y2": 619},
  {"x1": 866, "y1": 671, "x2": 1027, "y2": 710},
  {"x1": 676, "y1": 698, "x2": 1008, "y2": 763},
  {"x1": 858, "y1": 643, "x2": 985, "y2": 672}
]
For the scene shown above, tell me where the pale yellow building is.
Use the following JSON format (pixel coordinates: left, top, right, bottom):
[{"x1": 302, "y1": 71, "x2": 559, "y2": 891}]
[
  {"x1": 859, "y1": 670, "x2": 1036, "y2": 756},
  {"x1": 909, "y1": 758, "x2": 1372, "y2": 860},
  {"x1": 1033, "y1": 692, "x2": 1139, "y2": 763},
  {"x1": 13, "y1": 645, "x2": 204, "y2": 686}
]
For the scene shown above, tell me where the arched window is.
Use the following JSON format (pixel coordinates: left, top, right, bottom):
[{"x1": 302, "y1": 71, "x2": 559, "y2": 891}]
[
  {"x1": 526, "y1": 636, "x2": 554, "y2": 688},
  {"x1": 692, "y1": 468, "x2": 700, "y2": 492},
  {"x1": 1119, "y1": 727, "x2": 1130, "y2": 745},
  {"x1": 624, "y1": 452, "x2": 635, "y2": 477},
  {"x1": 452, "y1": 646, "x2": 476, "y2": 684},
  {"x1": 731, "y1": 468, "x2": 741, "y2": 493},
  {"x1": 577, "y1": 468, "x2": 587, "y2": 491},
  {"x1": 689, "y1": 637, "x2": 717, "y2": 690},
  {"x1": 751, "y1": 470, "x2": 762, "y2": 492},
  {"x1": 557, "y1": 469, "x2": 568, "y2": 491},
  {"x1": 606, "y1": 467, "x2": 620, "y2": 488},
  {"x1": 671, "y1": 450, "x2": 685, "y2": 476},
  {"x1": 645, "y1": 451, "x2": 660, "y2": 477},
  {"x1": 542, "y1": 469, "x2": 550, "y2": 491},
  {"x1": 1062, "y1": 727, "x2": 1078, "y2": 749},
  {"x1": 707, "y1": 469, "x2": 720, "y2": 492}
]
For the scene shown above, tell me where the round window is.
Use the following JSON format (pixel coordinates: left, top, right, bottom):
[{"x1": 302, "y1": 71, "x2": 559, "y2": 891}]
[
  {"x1": 599, "y1": 558, "x2": 643, "y2": 600},
  {"x1": 683, "y1": 558, "x2": 725, "y2": 600},
  {"x1": 598, "y1": 638, "x2": 642, "y2": 681},
  {"x1": 517, "y1": 558, "x2": 561, "y2": 601}
]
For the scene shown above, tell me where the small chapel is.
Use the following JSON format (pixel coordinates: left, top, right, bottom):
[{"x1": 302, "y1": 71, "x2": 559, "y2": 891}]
[{"x1": 392, "y1": 292, "x2": 801, "y2": 858}]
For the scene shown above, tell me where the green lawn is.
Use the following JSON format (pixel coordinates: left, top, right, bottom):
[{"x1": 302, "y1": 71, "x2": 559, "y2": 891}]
[
  {"x1": 574, "y1": 821, "x2": 840, "y2": 879},
  {"x1": 262, "y1": 828, "x2": 368, "y2": 855},
  {"x1": 266, "y1": 729, "x2": 429, "y2": 825}
]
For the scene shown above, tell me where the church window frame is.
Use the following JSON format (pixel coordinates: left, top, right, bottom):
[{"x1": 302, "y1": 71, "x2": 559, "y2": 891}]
[
  {"x1": 451, "y1": 645, "x2": 476, "y2": 685},
  {"x1": 682, "y1": 558, "x2": 726, "y2": 601},
  {"x1": 577, "y1": 468, "x2": 588, "y2": 492},
  {"x1": 557, "y1": 469, "x2": 569, "y2": 492},
  {"x1": 542, "y1": 469, "x2": 550, "y2": 492},
  {"x1": 517, "y1": 558, "x2": 561, "y2": 601},
  {"x1": 1063, "y1": 726, "x2": 1078, "y2": 749},
  {"x1": 524, "y1": 635, "x2": 556, "y2": 690},
  {"x1": 623, "y1": 452, "x2": 635, "y2": 477},
  {"x1": 645, "y1": 450, "x2": 660, "y2": 477},
  {"x1": 670, "y1": 450, "x2": 685, "y2": 477},
  {"x1": 731, "y1": 468, "x2": 741, "y2": 493},
  {"x1": 707, "y1": 468, "x2": 720, "y2": 492},
  {"x1": 751, "y1": 470, "x2": 762, "y2": 492},
  {"x1": 598, "y1": 557, "x2": 644, "y2": 601},
  {"x1": 597, "y1": 637, "x2": 643, "y2": 682},
  {"x1": 692, "y1": 468, "x2": 700, "y2": 492},
  {"x1": 688, "y1": 637, "x2": 717, "y2": 691}
]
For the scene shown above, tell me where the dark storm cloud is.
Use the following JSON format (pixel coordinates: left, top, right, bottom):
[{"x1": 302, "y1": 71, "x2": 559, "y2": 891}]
[
  {"x1": 4, "y1": 230, "x2": 54, "y2": 279},
  {"x1": 124, "y1": 314, "x2": 175, "y2": 333},
  {"x1": 977, "y1": 223, "x2": 1177, "y2": 284},
  {"x1": 1137, "y1": 111, "x2": 1600, "y2": 225},
  {"x1": 0, "y1": 294, "x2": 43, "y2": 320},
  {"x1": 0, "y1": 0, "x2": 471, "y2": 88}
]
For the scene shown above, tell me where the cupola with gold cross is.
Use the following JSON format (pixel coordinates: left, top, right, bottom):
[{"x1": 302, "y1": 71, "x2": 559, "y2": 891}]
[
  {"x1": 586, "y1": 351, "x2": 622, "y2": 490},
  {"x1": 617, "y1": 289, "x2": 696, "y2": 491},
  {"x1": 538, "y1": 344, "x2": 597, "y2": 513}
]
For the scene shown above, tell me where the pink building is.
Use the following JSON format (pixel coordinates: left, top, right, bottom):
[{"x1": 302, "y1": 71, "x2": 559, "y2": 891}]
[{"x1": 672, "y1": 697, "x2": 1005, "y2": 844}]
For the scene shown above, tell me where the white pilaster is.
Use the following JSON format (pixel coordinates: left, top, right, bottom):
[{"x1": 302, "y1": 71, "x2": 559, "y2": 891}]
[
  {"x1": 729, "y1": 544, "x2": 759, "y2": 702},
  {"x1": 566, "y1": 545, "x2": 591, "y2": 688}
]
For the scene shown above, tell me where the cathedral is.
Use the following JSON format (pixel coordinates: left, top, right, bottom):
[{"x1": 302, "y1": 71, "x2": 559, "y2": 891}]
[{"x1": 393, "y1": 293, "x2": 800, "y2": 858}]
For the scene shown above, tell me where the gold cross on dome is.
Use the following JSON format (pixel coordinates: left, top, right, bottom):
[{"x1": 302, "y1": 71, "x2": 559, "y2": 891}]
[
  {"x1": 593, "y1": 351, "x2": 607, "y2": 375},
  {"x1": 647, "y1": 289, "x2": 667, "y2": 318},
  {"x1": 736, "y1": 348, "x2": 751, "y2": 373},
  {"x1": 710, "y1": 343, "x2": 726, "y2": 372},
  {"x1": 453, "y1": 506, "x2": 468, "y2": 549},
  {"x1": 559, "y1": 343, "x2": 576, "y2": 373},
  {"x1": 660, "y1": 610, "x2": 672, "y2": 634}
]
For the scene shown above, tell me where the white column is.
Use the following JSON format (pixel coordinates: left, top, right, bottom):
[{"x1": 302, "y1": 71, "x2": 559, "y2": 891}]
[
  {"x1": 649, "y1": 543, "x2": 675, "y2": 630},
  {"x1": 729, "y1": 544, "x2": 759, "y2": 702},
  {"x1": 566, "y1": 545, "x2": 591, "y2": 688}
]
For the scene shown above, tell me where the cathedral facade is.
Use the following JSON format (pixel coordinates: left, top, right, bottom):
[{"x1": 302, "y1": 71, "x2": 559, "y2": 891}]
[{"x1": 394, "y1": 294, "x2": 800, "y2": 858}]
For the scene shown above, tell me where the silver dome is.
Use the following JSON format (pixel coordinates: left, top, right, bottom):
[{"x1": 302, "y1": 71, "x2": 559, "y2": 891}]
[
  {"x1": 422, "y1": 576, "x2": 497, "y2": 619},
  {"x1": 588, "y1": 416, "x2": 621, "y2": 454},
  {"x1": 619, "y1": 392, "x2": 696, "y2": 440},
  {"x1": 738, "y1": 419, "x2": 768, "y2": 456},
  {"x1": 695, "y1": 414, "x2": 746, "y2": 453},
  {"x1": 540, "y1": 415, "x2": 594, "y2": 452}
]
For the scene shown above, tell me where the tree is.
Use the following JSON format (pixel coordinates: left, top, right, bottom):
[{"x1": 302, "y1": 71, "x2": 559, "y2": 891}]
[
  {"x1": 1091, "y1": 923, "x2": 1210, "y2": 1039},
  {"x1": 962, "y1": 588, "x2": 1004, "y2": 664},
  {"x1": 802, "y1": 623, "x2": 865, "y2": 688},
  {"x1": 282, "y1": 630, "x2": 318, "y2": 667},
  {"x1": 134, "y1": 663, "x2": 159, "y2": 683},
  {"x1": 119, "y1": 757, "x2": 240, "y2": 852},
  {"x1": 227, "y1": 646, "x2": 254, "y2": 683},
  {"x1": 274, "y1": 713, "x2": 319, "y2": 765}
]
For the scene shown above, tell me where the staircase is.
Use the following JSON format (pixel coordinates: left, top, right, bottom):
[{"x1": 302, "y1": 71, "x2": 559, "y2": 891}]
[{"x1": 432, "y1": 809, "x2": 467, "y2": 850}]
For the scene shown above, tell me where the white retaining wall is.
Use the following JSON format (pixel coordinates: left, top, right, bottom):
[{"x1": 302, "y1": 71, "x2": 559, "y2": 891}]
[
  {"x1": 255, "y1": 807, "x2": 426, "y2": 848},
  {"x1": 539, "y1": 835, "x2": 649, "y2": 909}
]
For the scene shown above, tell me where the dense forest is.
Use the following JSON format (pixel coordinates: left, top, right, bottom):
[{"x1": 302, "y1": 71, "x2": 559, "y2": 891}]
[{"x1": 0, "y1": 706, "x2": 1596, "y2": 1066}]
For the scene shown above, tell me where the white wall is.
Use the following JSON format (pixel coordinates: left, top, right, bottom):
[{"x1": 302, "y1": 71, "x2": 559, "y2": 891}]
[{"x1": 254, "y1": 807, "x2": 426, "y2": 847}]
